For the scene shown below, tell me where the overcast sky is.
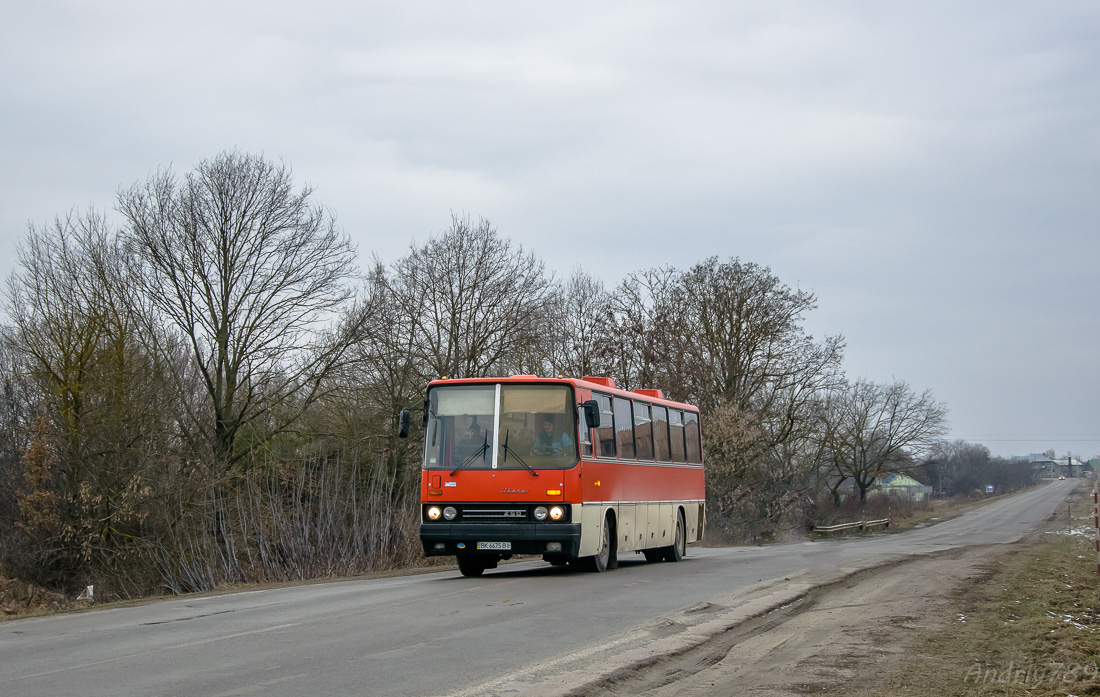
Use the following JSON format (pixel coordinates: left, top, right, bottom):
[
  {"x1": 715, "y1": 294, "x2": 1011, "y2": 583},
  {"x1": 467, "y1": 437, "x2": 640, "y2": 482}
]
[{"x1": 2, "y1": 1, "x2": 1098, "y2": 458}]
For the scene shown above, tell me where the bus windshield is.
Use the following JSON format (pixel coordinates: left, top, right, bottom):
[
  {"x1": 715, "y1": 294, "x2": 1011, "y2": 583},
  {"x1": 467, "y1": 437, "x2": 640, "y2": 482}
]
[{"x1": 423, "y1": 383, "x2": 578, "y2": 471}]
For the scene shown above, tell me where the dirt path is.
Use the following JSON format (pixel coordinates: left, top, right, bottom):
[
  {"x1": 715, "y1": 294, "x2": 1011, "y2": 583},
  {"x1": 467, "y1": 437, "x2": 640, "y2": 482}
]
[{"x1": 571, "y1": 545, "x2": 1002, "y2": 696}]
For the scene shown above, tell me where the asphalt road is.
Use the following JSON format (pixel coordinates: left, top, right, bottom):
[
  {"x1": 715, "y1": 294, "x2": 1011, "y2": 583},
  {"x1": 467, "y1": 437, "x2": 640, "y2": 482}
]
[{"x1": 0, "y1": 479, "x2": 1077, "y2": 697}]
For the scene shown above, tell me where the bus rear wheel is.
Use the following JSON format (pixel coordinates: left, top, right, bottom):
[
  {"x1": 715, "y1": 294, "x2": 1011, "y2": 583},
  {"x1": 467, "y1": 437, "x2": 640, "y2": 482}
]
[
  {"x1": 662, "y1": 510, "x2": 686, "y2": 562},
  {"x1": 457, "y1": 555, "x2": 486, "y2": 577}
]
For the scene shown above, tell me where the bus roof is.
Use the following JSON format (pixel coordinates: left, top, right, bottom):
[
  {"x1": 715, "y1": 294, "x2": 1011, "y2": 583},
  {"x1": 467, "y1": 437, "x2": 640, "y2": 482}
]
[{"x1": 425, "y1": 375, "x2": 700, "y2": 412}]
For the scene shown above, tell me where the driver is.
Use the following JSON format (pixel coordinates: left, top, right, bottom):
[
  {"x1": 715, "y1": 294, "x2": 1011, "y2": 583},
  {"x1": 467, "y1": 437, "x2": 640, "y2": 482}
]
[
  {"x1": 534, "y1": 417, "x2": 572, "y2": 451},
  {"x1": 458, "y1": 422, "x2": 485, "y2": 462},
  {"x1": 461, "y1": 423, "x2": 482, "y2": 445}
]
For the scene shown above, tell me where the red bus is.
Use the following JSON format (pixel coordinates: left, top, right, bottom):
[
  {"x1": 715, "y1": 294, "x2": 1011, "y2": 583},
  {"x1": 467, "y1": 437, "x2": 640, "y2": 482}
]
[{"x1": 400, "y1": 375, "x2": 705, "y2": 576}]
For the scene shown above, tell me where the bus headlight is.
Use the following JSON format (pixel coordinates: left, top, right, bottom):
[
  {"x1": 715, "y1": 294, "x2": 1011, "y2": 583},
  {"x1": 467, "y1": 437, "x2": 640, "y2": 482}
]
[
  {"x1": 443, "y1": 506, "x2": 458, "y2": 521},
  {"x1": 549, "y1": 506, "x2": 565, "y2": 521},
  {"x1": 427, "y1": 506, "x2": 442, "y2": 520},
  {"x1": 533, "y1": 506, "x2": 548, "y2": 521}
]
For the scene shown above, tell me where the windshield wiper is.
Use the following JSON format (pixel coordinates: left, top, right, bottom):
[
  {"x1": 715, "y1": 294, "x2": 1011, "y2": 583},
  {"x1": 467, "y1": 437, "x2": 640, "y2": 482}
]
[
  {"x1": 500, "y1": 429, "x2": 539, "y2": 477},
  {"x1": 450, "y1": 431, "x2": 489, "y2": 476}
]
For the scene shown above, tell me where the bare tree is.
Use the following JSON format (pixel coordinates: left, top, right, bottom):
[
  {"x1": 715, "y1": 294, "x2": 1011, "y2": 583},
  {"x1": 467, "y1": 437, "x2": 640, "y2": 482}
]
[
  {"x1": 4, "y1": 210, "x2": 113, "y2": 481},
  {"x1": 310, "y1": 259, "x2": 422, "y2": 477},
  {"x1": 118, "y1": 151, "x2": 361, "y2": 471},
  {"x1": 2, "y1": 209, "x2": 176, "y2": 592},
  {"x1": 325, "y1": 261, "x2": 419, "y2": 429},
  {"x1": 922, "y1": 440, "x2": 986, "y2": 495},
  {"x1": 542, "y1": 268, "x2": 615, "y2": 379},
  {"x1": 822, "y1": 379, "x2": 948, "y2": 503},
  {"x1": 602, "y1": 257, "x2": 843, "y2": 423},
  {"x1": 922, "y1": 441, "x2": 1032, "y2": 496},
  {"x1": 677, "y1": 257, "x2": 844, "y2": 414},
  {"x1": 599, "y1": 259, "x2": 843, "y2": 536},
  {"x1": 0, "y1": 326, "x2": 30, "y2": 552},
  {"x1": 607, "y1": 267, "x2": 683, "y2": 392},
  {"x1": 387, "y1": 214, "x2": 552, "y2": 380}
]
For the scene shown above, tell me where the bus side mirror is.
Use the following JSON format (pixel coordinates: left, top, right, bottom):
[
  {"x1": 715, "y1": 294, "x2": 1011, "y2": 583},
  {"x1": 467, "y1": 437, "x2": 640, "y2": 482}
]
[
  {"x1": 398, "y1": 409, "x2": 411, "y2": 439},
  {"x1": 582, "y1": 400, "x2": 600, "y2": 429}
]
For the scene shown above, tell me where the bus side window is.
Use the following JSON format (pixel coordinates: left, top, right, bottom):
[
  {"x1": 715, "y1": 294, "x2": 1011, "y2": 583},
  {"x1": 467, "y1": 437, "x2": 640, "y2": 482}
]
[
  {"x1": 684, "y1": 411, "x2": 702, "y2": 464},
  {"x1": 594, "y1": 394, "x2": 616, "y2": 457},
  {"x1": 669, "y1": 409, "x2": 686, "y2": 462},
  {"x1": 634, "y1": 402, "x2": 653, "y2": 461},
  {"x1": 613, "y1": 397, "x2": 635, "y2": 460},
  {"x1": 652, "y1": 406, "x2": 670, "y2": 462}
]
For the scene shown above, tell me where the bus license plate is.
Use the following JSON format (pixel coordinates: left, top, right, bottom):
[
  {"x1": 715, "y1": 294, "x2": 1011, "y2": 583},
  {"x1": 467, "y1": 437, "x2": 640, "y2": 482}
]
[{"x1": 477, "y1": 541, "x2": 511, "y2": 551}]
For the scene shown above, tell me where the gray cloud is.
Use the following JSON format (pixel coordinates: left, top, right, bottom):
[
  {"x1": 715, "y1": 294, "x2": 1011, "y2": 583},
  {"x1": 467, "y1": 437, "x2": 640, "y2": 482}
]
[{"x1": 2, "y1": 0, "x2": 1098, "y2": 456}]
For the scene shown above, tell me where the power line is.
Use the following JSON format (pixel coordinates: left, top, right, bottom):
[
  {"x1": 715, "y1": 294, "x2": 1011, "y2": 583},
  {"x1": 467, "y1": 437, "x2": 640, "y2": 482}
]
[
  {"x1": 953, "y1": 437, "x2": 1100, "y2": 442},
  {"x1": 953, "y1": 435, "x2": 1100, "y2": 438}
]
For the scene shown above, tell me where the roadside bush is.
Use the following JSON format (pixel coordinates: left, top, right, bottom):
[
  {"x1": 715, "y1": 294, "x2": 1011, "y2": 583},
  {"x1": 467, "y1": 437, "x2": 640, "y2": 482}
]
[
  {"x1": 150, "y1": 452, "x2": 422, "y2": 594},
  {"x1": 814, "y1": 492, "x2": 932, "y2": 528}
]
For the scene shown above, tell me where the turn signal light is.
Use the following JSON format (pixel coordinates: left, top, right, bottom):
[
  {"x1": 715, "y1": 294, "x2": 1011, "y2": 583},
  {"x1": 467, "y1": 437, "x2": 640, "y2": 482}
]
[{"x1": 546, "y1": 489, "x2": 562, "y2": 496}]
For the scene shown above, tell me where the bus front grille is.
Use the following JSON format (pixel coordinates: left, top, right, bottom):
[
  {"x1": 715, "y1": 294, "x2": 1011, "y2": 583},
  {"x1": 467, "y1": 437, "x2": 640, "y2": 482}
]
[{"x1": 461, "y1": 507, "x2": 528, "y2": 520}]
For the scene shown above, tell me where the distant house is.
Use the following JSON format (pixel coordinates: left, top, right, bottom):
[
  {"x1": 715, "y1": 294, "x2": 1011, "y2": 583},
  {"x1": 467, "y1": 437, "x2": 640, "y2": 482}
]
[
  {"x1": 1012, "y1": 454, "x2": 1095, "y2": 478},
  {"x1": 834, "y1": 473, "x2": 933, "y2": 501},
  {"x1": 1014, "y1": 453, "x2": 1057, "y2": 478},
  {"x1": 875, "y1": 473, "x2": 933, "y2": 501},
  {"x1": 1066, "y1": 457, "x2": 1090, "y2": 478}
]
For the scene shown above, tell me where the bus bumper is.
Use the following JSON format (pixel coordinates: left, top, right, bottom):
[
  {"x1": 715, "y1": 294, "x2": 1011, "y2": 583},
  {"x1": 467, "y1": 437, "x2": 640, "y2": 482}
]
[{"x1": 420, "y1": 523, "x2": 582, "y2": 557}]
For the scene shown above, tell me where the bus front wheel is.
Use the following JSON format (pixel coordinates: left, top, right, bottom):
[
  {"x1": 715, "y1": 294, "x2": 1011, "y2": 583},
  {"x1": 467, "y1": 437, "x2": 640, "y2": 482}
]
[
  {"x1": 584, "y1": 516, "x2": 616, "y2": 573},
  {"x1": 457, "y1": 555, "x2": 485, "y2": 577}
]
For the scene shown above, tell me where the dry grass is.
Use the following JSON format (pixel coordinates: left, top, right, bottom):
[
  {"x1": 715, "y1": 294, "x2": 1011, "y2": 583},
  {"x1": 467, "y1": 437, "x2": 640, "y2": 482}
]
[
  {"x1": 0, "y1": 566, "x2": 80, "y2": 619},
  {"x1": 812, "y1": 487, "x2": 1037, "y2": 539},
  {"x1": 882, "y1": 486, "x2": 1100, "y2": 696},
  {"x1": 812, "y1": 493, "x2": 949, "y2": 535}
]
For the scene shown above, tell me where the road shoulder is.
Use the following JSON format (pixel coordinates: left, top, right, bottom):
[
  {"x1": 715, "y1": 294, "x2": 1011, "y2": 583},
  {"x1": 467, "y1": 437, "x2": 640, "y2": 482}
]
[
  {"x1": 572, "y1": 546, "x2": 999, "y2": 696},
  {"x1": 564, "y1": 485, "x2": 1099, "y2": 697}
]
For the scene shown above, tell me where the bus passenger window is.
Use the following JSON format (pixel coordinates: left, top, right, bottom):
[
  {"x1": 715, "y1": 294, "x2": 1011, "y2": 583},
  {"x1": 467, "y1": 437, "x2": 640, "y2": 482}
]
[
  {"x1": 684, "y1": 411, "x2": 702, "y2": 464},
  {"x1": 669, "y1": 410, "x2": 686, "y2": 462},
  {"x1": 652, "y1": 406, "x2": 670, "y2": 462},
  {"x1": 634, "y1": 402, "x2": 653, "y2": 461},
  {"x1": 594, "y1": 394, "x2": 615, "y2": 457},
  {"x1": 613, "y1": 397, "x2": 635, "y2": 459}
]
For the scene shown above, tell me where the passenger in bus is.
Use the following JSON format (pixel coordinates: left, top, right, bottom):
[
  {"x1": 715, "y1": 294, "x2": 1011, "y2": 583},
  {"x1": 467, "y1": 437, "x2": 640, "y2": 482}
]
[{"x1": 533, "y1": 417, "x2": 572, "y2": 454}]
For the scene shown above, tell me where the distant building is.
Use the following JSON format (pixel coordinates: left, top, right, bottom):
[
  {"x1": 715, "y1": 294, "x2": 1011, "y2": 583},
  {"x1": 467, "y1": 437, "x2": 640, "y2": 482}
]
[
  {"x1": 1066, "y1": 457, "x2": 1086, "y2": 478},
  {"x1": 1012, "y1": 454, "x2": 1094, "y2": 478},
  {"x1": 831, "y1": 472, "x2": 934, "y2": 501},
  {"x1": 875, "y1": 473, "x2": 933, "y2": 501},
  {"x1": 1014, "y1": 453, "x2": 1057, "y2": 478}
]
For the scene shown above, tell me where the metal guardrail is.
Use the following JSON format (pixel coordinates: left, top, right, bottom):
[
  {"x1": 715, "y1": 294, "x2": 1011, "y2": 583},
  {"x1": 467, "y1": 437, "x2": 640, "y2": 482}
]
[{"x1": 813, "y1": 518, "x2": 890, "y2": 534}]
